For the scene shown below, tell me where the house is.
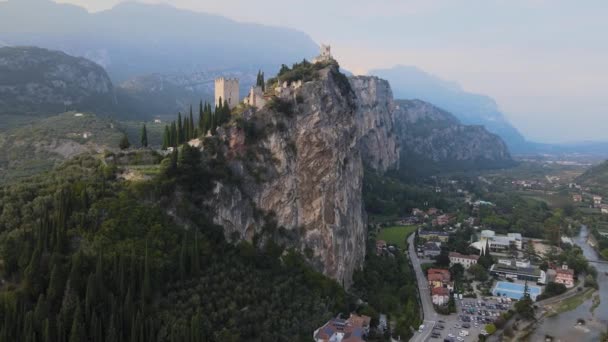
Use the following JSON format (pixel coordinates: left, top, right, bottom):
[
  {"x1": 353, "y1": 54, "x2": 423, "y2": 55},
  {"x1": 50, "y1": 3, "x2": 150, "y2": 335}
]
[
  {"x1": 313, "y1": 314, "x2": 370, "y2": 342},
  {"x1": 554, "y1": 264, "x2": 574, "y2": 288},
  {"x1": 427, "y1": 208, "x2": 440, "y2": 215},
  {"x1": 436, "y1": 214, "x2": 453, "y2": 226},
  {"x1": 593, "y1": 196, "x2": 603, "y2": 207},
  {"x1": 412, "y1": 208, "x2": 425, "y2": 216},
  {"x1": 432, "y1": 287, "x2": 450, "y2": 306},
  {"x1": 449, "y1": 252, "x2": 479, "y2": 269},
  {"x1": 423, "y1": 242, "x2": 442, "y2": 258},
  {"x1": 572, "y1": 194, "x2": 583, "y2": 203},
  {"x1": 376, "y1": 240, "x2": 387, "y2": 256},
  {"x1": 427, "y1": 268, "x2": 453, "y2": 290},
  {"x1": 419, "y1": 230, "x2": 450, "y2": 242},
  {"x1": 600, "y1": 204, "x2": 608, "y2": 214}
]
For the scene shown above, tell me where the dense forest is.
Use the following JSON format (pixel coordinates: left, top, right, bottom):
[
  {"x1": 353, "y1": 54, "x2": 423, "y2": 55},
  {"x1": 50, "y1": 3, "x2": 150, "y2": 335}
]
[{"x1": 0, "y1": 144, "x2": 352, "y2": 342}]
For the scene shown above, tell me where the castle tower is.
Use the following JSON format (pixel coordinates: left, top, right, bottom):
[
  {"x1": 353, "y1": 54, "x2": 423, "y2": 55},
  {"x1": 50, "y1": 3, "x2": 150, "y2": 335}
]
[
  {"x1": 313, "y1": 44, "x2": 332, "y2": 64},
  {"x1": 214, "y1": 77, "x2": 240, "y2": 109}
]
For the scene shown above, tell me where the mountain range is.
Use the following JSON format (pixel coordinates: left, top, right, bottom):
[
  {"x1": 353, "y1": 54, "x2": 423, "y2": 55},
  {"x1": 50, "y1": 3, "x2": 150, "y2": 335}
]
[{"x1": 0, "y1": 0, "x2": 318, "y2": 81}]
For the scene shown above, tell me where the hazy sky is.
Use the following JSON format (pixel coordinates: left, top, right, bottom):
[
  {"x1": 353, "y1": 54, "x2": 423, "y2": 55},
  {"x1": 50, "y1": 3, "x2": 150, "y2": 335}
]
[{"x1": 41, "y1": 1, "x2": 608, "y2": 142}]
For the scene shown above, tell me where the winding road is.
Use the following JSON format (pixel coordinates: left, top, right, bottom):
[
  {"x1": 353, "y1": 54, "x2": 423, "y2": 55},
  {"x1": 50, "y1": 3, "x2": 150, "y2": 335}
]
[{"x1": 408, "y1": 234, "x2": 438, "y2": 342}]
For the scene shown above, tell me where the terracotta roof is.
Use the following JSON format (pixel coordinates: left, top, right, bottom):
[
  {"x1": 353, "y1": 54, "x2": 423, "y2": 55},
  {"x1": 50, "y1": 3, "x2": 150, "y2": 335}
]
[{"x1": 555, "y1": 268, "x2": 574, "y2": 276}]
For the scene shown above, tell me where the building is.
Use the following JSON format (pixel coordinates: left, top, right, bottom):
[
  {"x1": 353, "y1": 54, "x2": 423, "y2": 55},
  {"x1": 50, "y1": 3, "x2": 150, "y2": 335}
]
[
  {"x1": 554, "y1": 264, "x2": 574, "y2": 288},
  {"x1": 412, "y1": 208, "x2": 425, "y2": 216},
  {"x1": 419, "y1": 230, "x2": 450, "y2": 242},
  {"x1": 432, "y1": 287, "x2": 450, "y2": 306},
  {"x1": 593, "y1": 196, "x2": 603, "y2": 207},
  {"x1": 436, "y1": 214, "x2": 453, "y2": 226},
  {"x1": 427, "y1": 268, "x2": 453, "y2": 290},
  {"x1": 313, "y1": 44, "x2": 332, "y2": 64},
  {"x1": 423, "y1": 242, "x2": 442, "y2": 258},
  {"x1": 214, "y1": 77, "x2": 239, "y2": 109},
  {"x1": 497, "y1": 259, "x2": 530, "y2": 268},
  {"x1": 427, "y1": 208, "x2": 440, "y2": 215},
  {"x1": 313, "y1": 314, "x2": 370, "y2": 342},
  {"x1": 471, "y1": 230, "x2": 522, "y2": 254},
  {"x1": 489, "y1": 263, "x2": 545, "y2": 284},
  {"x1": 601, "y1": 204, "x2": 608, "y2": 214},
  {"x1": 376, "y1": 240, "x2": 387, "y2": 256},
  {"x1": 572, "y1": 194, "x2": 582, "y2": 202},
  {"x1": 449, "y1": 252, "x2": 479, "y2": 269},
  {"x1": 244, "y1": 85, "x2": 268, "y2": 109}
]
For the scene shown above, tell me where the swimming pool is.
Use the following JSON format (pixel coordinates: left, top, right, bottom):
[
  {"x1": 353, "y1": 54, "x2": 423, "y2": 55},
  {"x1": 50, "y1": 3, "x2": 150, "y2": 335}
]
[{"x1": 492, "y1": 281, "x2": 541, "y2": 300}]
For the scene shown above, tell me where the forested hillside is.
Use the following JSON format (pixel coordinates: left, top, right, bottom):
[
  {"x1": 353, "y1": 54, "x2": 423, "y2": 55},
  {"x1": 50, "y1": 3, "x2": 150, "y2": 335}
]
[{"x1": 0, "y1": 150, "x2": 349, "y2": 341}]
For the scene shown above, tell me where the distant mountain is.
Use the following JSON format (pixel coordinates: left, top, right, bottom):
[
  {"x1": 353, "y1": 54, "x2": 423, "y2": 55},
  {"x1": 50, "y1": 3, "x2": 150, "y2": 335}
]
[
  {"x1": 371, "y1": 65, "x2": 528, "y2": 152},
  {"x1": 0, "y1": 0, "x2": 319, "y2": 82},
  {"x1": 393, "y1": 99, "x2": 514, "y2": 176},
  {"x1": 0, "y1": 46, "x2": 116, "y2": 116}
]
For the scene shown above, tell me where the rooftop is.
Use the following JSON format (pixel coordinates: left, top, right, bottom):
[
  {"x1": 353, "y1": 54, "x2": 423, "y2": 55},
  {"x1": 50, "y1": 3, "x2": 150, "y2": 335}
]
[{"x1": 449, "y1": 252, "x2": 479, "y2": 261}]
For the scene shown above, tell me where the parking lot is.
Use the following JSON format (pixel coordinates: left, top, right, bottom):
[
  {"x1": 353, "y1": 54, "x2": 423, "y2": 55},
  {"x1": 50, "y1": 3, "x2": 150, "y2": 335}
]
[{"x1": 428, "y1": 297, "x2": 513, "y2": 341}]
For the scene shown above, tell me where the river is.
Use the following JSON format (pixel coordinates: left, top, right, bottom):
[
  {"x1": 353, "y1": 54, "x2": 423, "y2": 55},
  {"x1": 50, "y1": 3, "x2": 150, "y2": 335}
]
[{"x1": 526, "y1": 225, "x2": 608, "y2": 341}]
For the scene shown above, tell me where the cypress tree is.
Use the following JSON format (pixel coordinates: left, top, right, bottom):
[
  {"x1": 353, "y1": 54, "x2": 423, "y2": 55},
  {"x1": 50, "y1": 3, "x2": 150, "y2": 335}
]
[
  {"x1": 68, "y1": 302, "x2": 84, "y2": 342},
  {"x1": 199, "y1": 101, "x2": 204, "y2": 133},
  {"x1": 119, "y1": 134, "x2": 131, "y2": 150},
  {"x1": 189, "y1": 106, "x2": 195, "y2": 140},
  {"x1": 170, "y1": 122, "x2": 177, "y2": 147},
  {"x1": 177, "y1": 112, "x2": 183, "y2": 144},
  {"x1": 162, "y1": 126, "x2": 170, "y2": 150},
  {"x1": 140, "y1": 124, "x2": 148, "y2": 148}
]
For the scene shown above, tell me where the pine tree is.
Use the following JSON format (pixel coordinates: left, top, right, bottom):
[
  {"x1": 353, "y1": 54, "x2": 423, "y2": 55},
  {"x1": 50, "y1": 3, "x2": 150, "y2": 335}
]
[
  {"x1": 140, "y1": 124, "x2": 148, "y2": 148},
  {"x1": 119, "y1": 134, "x2": 131, "y2": 150}
]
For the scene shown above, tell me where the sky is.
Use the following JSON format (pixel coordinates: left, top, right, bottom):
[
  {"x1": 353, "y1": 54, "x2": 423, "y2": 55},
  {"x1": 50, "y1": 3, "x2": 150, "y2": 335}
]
[{"x1": 38, "y1": 1, "x2": 608, "y2": 142}]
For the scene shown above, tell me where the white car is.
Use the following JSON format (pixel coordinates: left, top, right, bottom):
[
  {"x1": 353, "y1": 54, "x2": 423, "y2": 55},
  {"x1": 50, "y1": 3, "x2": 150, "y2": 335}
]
[
  {"x1": 448, "y1": 333, "x2": 455, "y2": 338},
  {"x1": 457, "y1": 338, "x2": 464, "y2": 342}
]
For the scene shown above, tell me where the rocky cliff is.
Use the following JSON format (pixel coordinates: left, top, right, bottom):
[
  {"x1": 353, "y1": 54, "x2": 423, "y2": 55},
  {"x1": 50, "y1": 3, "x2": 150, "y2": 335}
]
[
  {"x1": 394, "y1": 99, "x2": 513, "y2": 173},
  {"x1": 349, "y1": 76, "x2": 400, "y2": 172},
  {"x1": 205, "y1": 64, "x2": 512, "y2": 286},
  {"x1": 0, "y1": 46, "x2": 116, "y2": 115},
  {"x1": 210, "y1": 65, "x2": 379, "y2": 287}
]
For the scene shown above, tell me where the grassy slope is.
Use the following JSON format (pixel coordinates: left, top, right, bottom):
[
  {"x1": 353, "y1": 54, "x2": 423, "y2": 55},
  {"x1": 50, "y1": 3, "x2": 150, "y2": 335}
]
[
  {"x1": 0, "y1": 112, "x2": 165, "y2": 183},
  {"x1": 377, "y1": 225, "x2": 418, "y2": 249}
]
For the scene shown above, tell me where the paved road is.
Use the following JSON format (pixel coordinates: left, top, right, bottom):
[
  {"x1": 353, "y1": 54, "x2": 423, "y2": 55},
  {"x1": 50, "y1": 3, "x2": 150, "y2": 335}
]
[{"x1": 408, "y1": 234, "x2": 438, "y2": 342}]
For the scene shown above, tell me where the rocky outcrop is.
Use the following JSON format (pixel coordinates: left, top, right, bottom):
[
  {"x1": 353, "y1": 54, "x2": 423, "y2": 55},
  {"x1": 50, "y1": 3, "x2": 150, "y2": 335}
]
[
  {"x1": 206, "y1": 65, "x2": 512, "y2": 287},
  {"x1": 210, "y1": 65, "x2": 366, "y2": 287},
  {"x1": 350, "y1": 76, "x2": 399, "y2": 172},
  {"x1": 394, "y1": 99, "x2": 513, "y2": 170},
  {"x1": 0, "y1": 46, "x2": 116, "y2": 115}
]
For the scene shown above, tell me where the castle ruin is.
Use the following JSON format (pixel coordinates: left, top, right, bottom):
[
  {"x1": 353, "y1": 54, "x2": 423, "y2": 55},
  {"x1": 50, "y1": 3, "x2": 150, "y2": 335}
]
[
  {"x1": 313, "y1": 44, "x2": 332, "y2": 64},
  {"x1": 214, "y1": 77, "x2": 239, "y2": 109}
]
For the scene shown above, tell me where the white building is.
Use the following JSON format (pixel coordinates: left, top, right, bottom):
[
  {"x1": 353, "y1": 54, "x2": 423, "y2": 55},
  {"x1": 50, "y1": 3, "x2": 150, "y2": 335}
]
[
  {"x1": 449, "y1": 252, "x2": 479, "y2": 269},
  {"x1": 471, "y1": 230, "x2": 522, "y2": 254}
]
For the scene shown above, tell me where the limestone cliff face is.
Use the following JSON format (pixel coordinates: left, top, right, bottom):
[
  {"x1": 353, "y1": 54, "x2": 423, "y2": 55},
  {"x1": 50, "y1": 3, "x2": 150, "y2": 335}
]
[
  {"x1": 394, "y1": 99, "x2": 513, "y2": 169},
  {"x1": 349, "y1": 76, "x2": 399, "y2": 172},
  {"x1": 211, "y1": 66, "x2": 368, "y2": 286}
]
